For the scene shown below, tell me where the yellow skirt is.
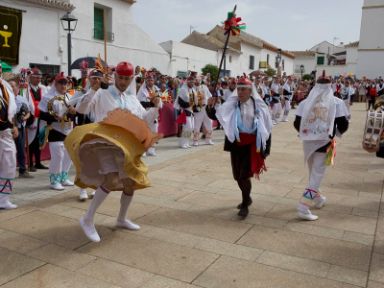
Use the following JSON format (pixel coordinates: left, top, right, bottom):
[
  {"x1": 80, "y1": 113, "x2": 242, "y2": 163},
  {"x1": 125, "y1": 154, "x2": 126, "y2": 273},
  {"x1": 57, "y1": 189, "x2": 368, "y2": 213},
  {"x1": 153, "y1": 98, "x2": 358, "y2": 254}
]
[{"x1": 64, "y1": 123, "x2": 150, "y2": 191}]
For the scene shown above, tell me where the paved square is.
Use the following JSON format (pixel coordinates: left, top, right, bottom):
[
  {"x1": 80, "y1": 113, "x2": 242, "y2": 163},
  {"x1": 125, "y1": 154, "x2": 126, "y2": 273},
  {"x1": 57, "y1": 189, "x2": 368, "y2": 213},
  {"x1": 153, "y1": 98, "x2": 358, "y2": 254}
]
[{"x1": 0, "y1": 104, "x2": 383, "y2": 288}]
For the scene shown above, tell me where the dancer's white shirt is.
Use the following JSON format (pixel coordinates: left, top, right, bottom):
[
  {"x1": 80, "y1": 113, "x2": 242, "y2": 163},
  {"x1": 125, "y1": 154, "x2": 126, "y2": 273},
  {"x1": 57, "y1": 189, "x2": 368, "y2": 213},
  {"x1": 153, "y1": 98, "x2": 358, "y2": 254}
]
[{"x1": 76, "y1": 85, "x2": 158, "y2": 123}]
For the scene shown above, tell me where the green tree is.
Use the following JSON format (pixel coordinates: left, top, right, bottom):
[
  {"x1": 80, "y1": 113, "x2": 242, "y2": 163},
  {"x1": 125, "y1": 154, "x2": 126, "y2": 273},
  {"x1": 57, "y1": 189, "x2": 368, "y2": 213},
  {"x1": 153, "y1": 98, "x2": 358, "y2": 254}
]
[
  {"x1": 265, "y1": 67, "x2": 276, "y2": 77},
  {"x1": 202, "y1": 64, "x2": 219, "y2": 81},
  {"x1": 302, "y1": 74, "x2": 313, "y2": 81}
]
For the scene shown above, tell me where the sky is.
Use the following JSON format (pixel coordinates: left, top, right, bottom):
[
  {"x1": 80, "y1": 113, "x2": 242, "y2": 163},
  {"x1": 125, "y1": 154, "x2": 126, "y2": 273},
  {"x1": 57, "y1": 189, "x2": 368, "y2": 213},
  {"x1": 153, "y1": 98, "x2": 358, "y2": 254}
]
[{"x1": 132, "y1": 0, "x2": 364, "y2": 51}]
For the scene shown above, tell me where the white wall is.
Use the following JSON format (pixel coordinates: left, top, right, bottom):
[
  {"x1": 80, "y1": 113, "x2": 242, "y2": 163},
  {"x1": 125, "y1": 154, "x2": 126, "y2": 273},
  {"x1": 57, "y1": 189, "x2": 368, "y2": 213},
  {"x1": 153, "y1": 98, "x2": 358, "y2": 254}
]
[
  {"x1": 68, "y1": 0, "x2": 169, "y2": 74},
  {"x1": 346, "y1": 47, "x2": 358, "y2": 64},
  {"x1": 310, "y1": 41, "x2": 344, "y2": 55},
  {"x1": 293, "y1": 56, "x2": 316, "y2": 77},
  {"x1": 359, "y1": 0, "x2": 384, "y2": 50},
  {"x1": 357, "y1": 51, "x2": 384, "y2": 78},
  {"x1": 281, "y1": 55, "x2": 294, "y2": 75},
  {"x1": 1, "y1": 0, "x2": 63, "y2": 71},
  {"x1": 1, "y1": 0, "x2": 170, "y2": 74},
  {"x1": 323, "y1": 65, "x2": 355, "y2": 77},
  {"x1": 356, "y1": 0, "x2": 384, "y2": 78},
  {"x1": 239, "y1": 42, "x2": 261, "y2": 74},
  {"x1": 160, "y1": 40, "x2": 218, "y2": 76}
]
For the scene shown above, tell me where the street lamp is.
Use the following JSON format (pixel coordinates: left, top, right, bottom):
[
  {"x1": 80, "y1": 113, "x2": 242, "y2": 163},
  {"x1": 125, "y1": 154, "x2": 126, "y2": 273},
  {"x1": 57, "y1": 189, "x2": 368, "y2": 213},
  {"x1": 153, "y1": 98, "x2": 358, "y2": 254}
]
[
  {"x1": 60, "y1": 12, "x2": 78, "y2": 76},
  {"x1": 276, "y1": 48, "x2": 282, "y2": 77},
  {"x1": 300, "y1": 64, "x2": 305, "y2": 79}
]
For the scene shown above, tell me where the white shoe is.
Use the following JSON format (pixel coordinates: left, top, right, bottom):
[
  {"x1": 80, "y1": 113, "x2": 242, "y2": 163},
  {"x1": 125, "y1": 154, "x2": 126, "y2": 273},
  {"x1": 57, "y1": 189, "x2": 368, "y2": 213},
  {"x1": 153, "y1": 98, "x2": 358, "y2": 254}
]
[
  {"x1": 205, "y1": 139, "x2": 214, "y2": 145},
  {"x1": 89, "y1": 191, "x2": 95, "y2": 199},
  {"x1": 80, "y1": 217, "x2": 101, "y2": 242},
  {"x1": 0, "y1": 195, "x2": 17, "y2": 209},
  {"x1": 273, "y1": 120, "x2": 278, "y2": 125},
  {"x1": 314, "y1": 195, "x2": 327, "y2": 209},
  {"x1": 142, "y1": 152, "x2": 147, "y2": 157},
  {"x1": 147, "y1": 148, "x2": 156, "y2": 156},
  {"x1": 79, "y1": 189, "x2": 89, "y2": 201},
  {"x1": 193, "y1": 141, "x2": 199, "y2": 147},
  {"x1": 297, "y1": 204, "x2": 318, "y2": 221},
  {"x1": 181, "y1": 144, "x2": 189, "y2": 149},
  {"x1": 281, "y1": 118, "x2": 289, "y2": 122},
  {"x1": 62, "y1": 179, "x2": 74, "y2": 186},
  {"x1": 116, "y1": 219, "x2": 141, "y2": 231},
  {"x1": 50, "y1": 183, "x2": 65, "y2": 191}
]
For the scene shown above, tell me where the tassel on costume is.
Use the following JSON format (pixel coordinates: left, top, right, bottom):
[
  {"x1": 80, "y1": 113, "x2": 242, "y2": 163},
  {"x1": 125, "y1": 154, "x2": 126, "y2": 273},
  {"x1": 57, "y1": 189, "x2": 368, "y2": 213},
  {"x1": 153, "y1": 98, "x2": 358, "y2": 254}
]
[{"x1": 325, "y1": 139, "x2": 336, "y2": 166}]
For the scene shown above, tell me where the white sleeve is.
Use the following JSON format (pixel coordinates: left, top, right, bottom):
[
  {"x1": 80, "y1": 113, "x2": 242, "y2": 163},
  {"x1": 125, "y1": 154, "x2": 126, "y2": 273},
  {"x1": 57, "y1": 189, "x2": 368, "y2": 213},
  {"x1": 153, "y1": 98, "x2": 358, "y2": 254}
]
[
  {"x1": 204, "y1": 85, "x2": 212, "y2": 98},
  {"x1": 24, "y1": 89, "x2": 36, "y2": 115},
  {"x1": 76, "y1": 89, "x2": 97, "y2": 115},
  {"x1": 296, "y1": 100, "x2": 305, "y2": 116},
  {"x1": 335, "y1": 98, "x2": 349, "y2": 118},
  {"x1": 135, "y1": 96, "x2": 160, "y2": 123},
  {"x1": 68, "y1": 90, "x2": 85, "y2": 107}
]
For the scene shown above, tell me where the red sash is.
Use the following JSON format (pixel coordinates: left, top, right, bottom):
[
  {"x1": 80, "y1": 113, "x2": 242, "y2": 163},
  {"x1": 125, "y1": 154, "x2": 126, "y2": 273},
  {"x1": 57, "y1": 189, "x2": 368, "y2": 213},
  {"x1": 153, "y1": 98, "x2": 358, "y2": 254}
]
[
  {"x1": 176, "y1": 111, "x2": 187, "y2": 124},
  {"x1": 237, "y1": 133, "x2": 267, "y2": 178},
  {"x1": 30, "y1": 87, "x2": 41, "y2": 117}
]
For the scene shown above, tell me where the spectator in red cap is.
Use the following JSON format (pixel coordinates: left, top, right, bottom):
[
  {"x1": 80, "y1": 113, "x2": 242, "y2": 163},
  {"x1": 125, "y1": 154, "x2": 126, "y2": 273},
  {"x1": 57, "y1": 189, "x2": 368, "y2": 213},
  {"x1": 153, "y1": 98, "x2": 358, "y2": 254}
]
[
  {"x1": 38, "y1": 72, "x2": 76, "y2": 190},
  {"x1": 72, "y1": 61, "x2": 162, "y2": 242}
]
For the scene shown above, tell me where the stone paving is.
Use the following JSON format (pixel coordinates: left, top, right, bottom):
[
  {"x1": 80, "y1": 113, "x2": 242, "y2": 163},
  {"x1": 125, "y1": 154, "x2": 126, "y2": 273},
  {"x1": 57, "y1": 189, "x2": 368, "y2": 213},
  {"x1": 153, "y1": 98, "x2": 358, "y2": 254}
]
[{"x1": 0, "y1": 103, "x2": 383, "y2": 288}]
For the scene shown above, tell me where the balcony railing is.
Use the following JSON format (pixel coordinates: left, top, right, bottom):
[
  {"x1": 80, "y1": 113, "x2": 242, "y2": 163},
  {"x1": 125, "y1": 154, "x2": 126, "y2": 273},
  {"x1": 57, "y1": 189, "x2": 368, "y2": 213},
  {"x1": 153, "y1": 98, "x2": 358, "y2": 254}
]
[{"x1": 93, "y1": 28, "x2": 114, "y2": 42}]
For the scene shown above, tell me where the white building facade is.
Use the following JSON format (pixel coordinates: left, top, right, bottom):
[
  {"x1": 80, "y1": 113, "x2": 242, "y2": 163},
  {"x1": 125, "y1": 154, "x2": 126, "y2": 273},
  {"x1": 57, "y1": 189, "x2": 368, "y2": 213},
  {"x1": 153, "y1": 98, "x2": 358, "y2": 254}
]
[
  {"x1": 0, "y1": 0, "x2": 170, "y2": 75},
  {"x1": 179, "y1": 26, "x2": 295, "y2": 78},
  {"x1": 356, "y1": 0, "x2": 384, "y2": 78},
  {"x1": 293, "y1": 41, "x2": 359, "y2": 78}
]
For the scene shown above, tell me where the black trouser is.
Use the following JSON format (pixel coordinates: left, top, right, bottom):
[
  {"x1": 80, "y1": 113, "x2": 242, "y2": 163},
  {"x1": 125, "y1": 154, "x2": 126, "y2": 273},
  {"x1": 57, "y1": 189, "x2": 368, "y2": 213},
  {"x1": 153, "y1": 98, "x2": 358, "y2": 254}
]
[
  {"x1": 368, "y1": 99, "x2": 375, "y2": 110},
  {"x1": 15, "y1": 127, "x2": 26, "y2": 174},
  {"x1": 230, "y1": 147, "x2": 252, "y2": 205},
  {"x1": 237, "y1": 178, "x2": 252, "y2": 205},
  {"x1": 29, "y1": 133, "x2": 41, "y2": 167}
]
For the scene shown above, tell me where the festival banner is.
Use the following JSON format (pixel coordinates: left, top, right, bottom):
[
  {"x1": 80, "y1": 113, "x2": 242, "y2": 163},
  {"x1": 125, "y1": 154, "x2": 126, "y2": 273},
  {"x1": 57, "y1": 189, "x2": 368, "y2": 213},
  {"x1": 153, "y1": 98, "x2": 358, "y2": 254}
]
[{"x1": 0, "y1": 5, "x2": 22, "y2": 65}]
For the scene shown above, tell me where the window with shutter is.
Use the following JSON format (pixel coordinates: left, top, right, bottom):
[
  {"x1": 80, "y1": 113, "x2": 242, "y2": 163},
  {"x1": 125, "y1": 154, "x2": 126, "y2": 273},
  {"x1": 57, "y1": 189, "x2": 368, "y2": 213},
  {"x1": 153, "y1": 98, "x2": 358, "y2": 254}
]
[
  {"x1": 317, "y1": 56, "x2": 325, "y2": 65},
  {"x1": 249, "y1": 55, "x2": 255, "y2": 70},
  {"x1": 94, "y1": 7, "x2": 104, "y2": 40}
]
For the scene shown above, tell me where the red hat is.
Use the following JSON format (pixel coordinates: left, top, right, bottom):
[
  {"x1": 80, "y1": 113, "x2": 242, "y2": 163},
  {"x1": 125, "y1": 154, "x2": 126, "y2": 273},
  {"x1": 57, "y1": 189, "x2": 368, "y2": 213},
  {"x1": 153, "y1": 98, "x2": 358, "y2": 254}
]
[
  {"x1": 30, "y1": 67, "x2": 42, "y2": 77},
  {"x1": 187, "y1": 71, "x2": 197, "y2": 81},
  {"x1": 237, "y1": 76, "x2": 252, "y2": 88},
  {"x1": 115, "y1": 61, "x2": 134, "y2": 77},
  {"x1": 55, "y1": 72, "x2": 67, "y2": 82},
  {"x1": 317, "y1": 70, "x2": 331, "y2": 84}
]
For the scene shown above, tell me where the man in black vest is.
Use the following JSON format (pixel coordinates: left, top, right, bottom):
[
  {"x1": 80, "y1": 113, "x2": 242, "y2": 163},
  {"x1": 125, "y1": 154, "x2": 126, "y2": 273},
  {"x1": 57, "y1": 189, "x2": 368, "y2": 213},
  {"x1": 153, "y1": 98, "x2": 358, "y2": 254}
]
[{"x1": 26, "y1": 68, "x2": 48, "y2": 171}]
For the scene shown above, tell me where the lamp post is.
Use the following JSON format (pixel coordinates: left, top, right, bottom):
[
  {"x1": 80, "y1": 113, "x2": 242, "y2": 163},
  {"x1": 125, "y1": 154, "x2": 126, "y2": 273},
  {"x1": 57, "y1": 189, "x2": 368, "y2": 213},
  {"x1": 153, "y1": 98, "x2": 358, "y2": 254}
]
[
  {"x1": 60, "y1": 12, "x2": 78, "y2": 76},
  {"x1": 276, "y1": 48, "x2": 282, "y2": 77},
  {"x1": 300, "y1": 64, "x2": 305, "y2": 79}
]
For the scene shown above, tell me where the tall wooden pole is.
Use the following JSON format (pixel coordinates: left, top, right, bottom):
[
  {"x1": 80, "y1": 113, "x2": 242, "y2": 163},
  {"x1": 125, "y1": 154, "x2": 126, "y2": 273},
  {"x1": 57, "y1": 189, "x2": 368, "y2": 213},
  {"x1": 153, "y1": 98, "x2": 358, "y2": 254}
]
[
  {"x1": 212, "y1": 5, "x2": 237, "y2": 97},
  {"x1": 103, "y1": 11, "x2": 107, "y2": 62}
]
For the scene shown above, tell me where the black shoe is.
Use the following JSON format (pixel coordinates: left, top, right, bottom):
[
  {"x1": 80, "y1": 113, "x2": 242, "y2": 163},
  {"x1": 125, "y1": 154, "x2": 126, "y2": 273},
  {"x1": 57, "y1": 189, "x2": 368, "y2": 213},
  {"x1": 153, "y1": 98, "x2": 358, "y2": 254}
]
[
  {"x1": 237, "y1": 197, "x2": 253, "y2": 209},
  {"x1": 29, "y1": 166, "x2": 37, "y2": 172},
  {"x1": 19, "y1": 172, "x2": 34, "y2": 179},
  {"x1": 35, "y1": 163, "x2": 48, "y2": 169},
  {"x1": 238, "y1": 205, "x2": 249, "y2": 219}
]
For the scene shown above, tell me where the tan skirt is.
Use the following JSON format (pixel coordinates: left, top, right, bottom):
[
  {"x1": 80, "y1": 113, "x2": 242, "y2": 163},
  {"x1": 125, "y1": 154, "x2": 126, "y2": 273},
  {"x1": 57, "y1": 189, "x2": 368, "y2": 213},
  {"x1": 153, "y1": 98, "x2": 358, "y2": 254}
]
[{"x1": 65, "y1": 123, "x2": 150, "y2": 191}]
